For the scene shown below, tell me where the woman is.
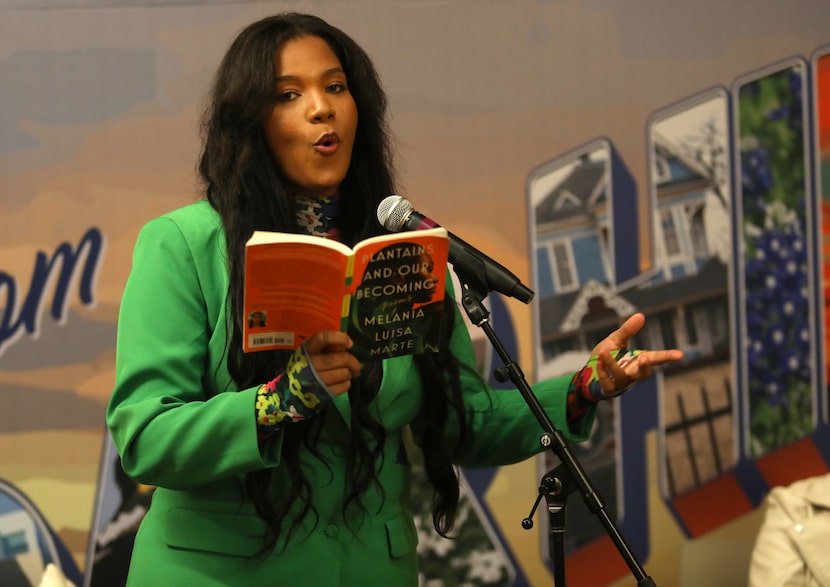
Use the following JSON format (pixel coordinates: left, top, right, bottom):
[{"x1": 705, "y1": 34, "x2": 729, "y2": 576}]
[{"x1": 107, "y1": 12, "x2": 682, "y2": 586}]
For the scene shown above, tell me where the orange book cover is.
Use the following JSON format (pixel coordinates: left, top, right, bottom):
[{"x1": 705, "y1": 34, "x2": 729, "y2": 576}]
[{"x1": 243, "y1": 227, "x2": 449, "y2": 360}]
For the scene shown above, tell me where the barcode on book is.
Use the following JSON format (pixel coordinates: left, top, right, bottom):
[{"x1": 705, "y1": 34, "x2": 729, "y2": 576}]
[{"x1": 248, "y1": 332, "x2": 295, "y2": 348}]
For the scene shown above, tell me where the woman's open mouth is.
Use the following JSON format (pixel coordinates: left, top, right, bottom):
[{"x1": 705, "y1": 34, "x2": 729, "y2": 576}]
[{"x1": 314, "y1": 133, "x2": 340, "y2": 155}]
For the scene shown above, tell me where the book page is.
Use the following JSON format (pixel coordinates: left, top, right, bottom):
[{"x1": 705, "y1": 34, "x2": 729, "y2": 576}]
[{"x1": 243, "y1": 239, "x2": 349, "y2": 352}]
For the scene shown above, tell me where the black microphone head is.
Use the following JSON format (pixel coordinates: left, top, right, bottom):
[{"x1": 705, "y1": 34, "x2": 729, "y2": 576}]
[{"x1": 377, "y1": 195, "x2": 413, "y2": 232}]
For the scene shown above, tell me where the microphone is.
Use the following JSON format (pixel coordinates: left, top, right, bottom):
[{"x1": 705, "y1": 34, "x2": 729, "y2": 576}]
[{"x1": 377, "y1": 195, "x2": 534, "y2": 304}]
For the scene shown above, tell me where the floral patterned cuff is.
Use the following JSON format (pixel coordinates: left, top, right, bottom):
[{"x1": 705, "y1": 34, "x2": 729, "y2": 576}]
[{"x1": 255, "y1": 343, "x2": 335, "y2": 441}]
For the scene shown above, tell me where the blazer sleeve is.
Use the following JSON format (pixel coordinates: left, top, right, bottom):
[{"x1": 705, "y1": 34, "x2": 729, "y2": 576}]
[
  {"x1": 107, "y1": 217, "x2": 283, "y2": 490},
  {"x1": 429, "y1": 294, "x2": 596, "y2": 469}
]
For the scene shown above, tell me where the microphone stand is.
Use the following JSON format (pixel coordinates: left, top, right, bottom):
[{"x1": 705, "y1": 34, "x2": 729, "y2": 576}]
[{"x1": 451, "y1": 264, "x2": 656, "y2": 587}]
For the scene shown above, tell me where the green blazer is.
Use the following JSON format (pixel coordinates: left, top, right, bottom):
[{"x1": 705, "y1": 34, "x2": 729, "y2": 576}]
[{"x1": 107, "y1": 200, "x2": 593, "y2": 586}]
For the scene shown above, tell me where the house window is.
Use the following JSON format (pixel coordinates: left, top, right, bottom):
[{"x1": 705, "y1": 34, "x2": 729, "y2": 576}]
[
  {"x1": 551, "y1": 241, "x2": 575, "y2": 290},
  {"x1": 661, "y1": 209, "x2": 681, "y2": 257},
  {"x1": 690, "y1": 207, "x2": 707, "y2": 257},
  {"x1": 703, "y1": 298, "x2": 729, "y2": 353},
  {"x1": 658, "y1": 311, "x2": 678, "y2": 349},
  {"x1": 684, "y1": 306, "x2": 699, "y2": 346}
]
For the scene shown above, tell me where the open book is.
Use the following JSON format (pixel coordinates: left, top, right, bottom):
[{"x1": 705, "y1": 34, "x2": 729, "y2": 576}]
[{"x1": 243, "y1": 227, "x2": 450, "y2": 360}]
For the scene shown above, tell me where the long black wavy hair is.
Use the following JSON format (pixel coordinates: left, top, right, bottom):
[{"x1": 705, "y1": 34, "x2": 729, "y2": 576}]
[{"x1": 198, "y1": 12, "x2": 469, "y2": 551}]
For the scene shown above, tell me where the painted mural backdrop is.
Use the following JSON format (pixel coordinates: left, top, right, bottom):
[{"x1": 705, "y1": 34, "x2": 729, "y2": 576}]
[{"x1": 2, "y1": 2, "x2": 829, "y2": 586}]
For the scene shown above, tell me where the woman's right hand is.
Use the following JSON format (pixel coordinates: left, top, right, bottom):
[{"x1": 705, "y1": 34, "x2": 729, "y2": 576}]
[{"x1": 303, "y1": 331, "x2": 362, "y2": 396}]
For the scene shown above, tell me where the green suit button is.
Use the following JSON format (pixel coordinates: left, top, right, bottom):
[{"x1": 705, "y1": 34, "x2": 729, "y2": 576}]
[{"x1": 324, "y1": 525, "x2": 338, "y2": 538}]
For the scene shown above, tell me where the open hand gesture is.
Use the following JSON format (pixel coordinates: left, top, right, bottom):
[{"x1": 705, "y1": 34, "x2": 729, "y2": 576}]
[{"x1": 590, "y1": 313, "x2": 684, "y2": 396}]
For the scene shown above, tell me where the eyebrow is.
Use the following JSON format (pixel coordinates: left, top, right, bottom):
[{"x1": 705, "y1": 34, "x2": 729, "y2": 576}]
[{"x1": 276, "y1": 67, "x2": 345, "y2": 83}]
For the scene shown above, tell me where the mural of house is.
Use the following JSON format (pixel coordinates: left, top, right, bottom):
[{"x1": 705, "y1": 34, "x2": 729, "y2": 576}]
[
  {"x1": 0, "y1": 479, "x2": 78, "y2": 587},
  {"x1": 530, "y1": 126, "x2": 734, "y2": 501}
]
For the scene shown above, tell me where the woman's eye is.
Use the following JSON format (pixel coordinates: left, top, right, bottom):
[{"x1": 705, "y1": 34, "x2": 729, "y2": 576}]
[
  {"x1": 327, "y1": 82, "x2": 346, "y2": 94},
  {"x1": 276, "y1": 91, "x2": 299, "y2": 103}
]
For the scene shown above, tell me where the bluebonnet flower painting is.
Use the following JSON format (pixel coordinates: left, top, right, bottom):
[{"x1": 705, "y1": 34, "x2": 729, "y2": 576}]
[{"x1": 738, "y1": 65, "x2": 814, "y2": 455}]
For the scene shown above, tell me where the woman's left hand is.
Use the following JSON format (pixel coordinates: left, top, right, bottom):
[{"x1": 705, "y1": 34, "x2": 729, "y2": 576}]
[{"x1": 591, "y1": 313, "x2": 684, "y2": 395}]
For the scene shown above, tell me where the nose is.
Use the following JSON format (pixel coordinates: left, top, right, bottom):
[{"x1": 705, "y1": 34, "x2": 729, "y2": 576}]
[{"x1": 309, "y1": 90, "x2": 335, "y2": 122}]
